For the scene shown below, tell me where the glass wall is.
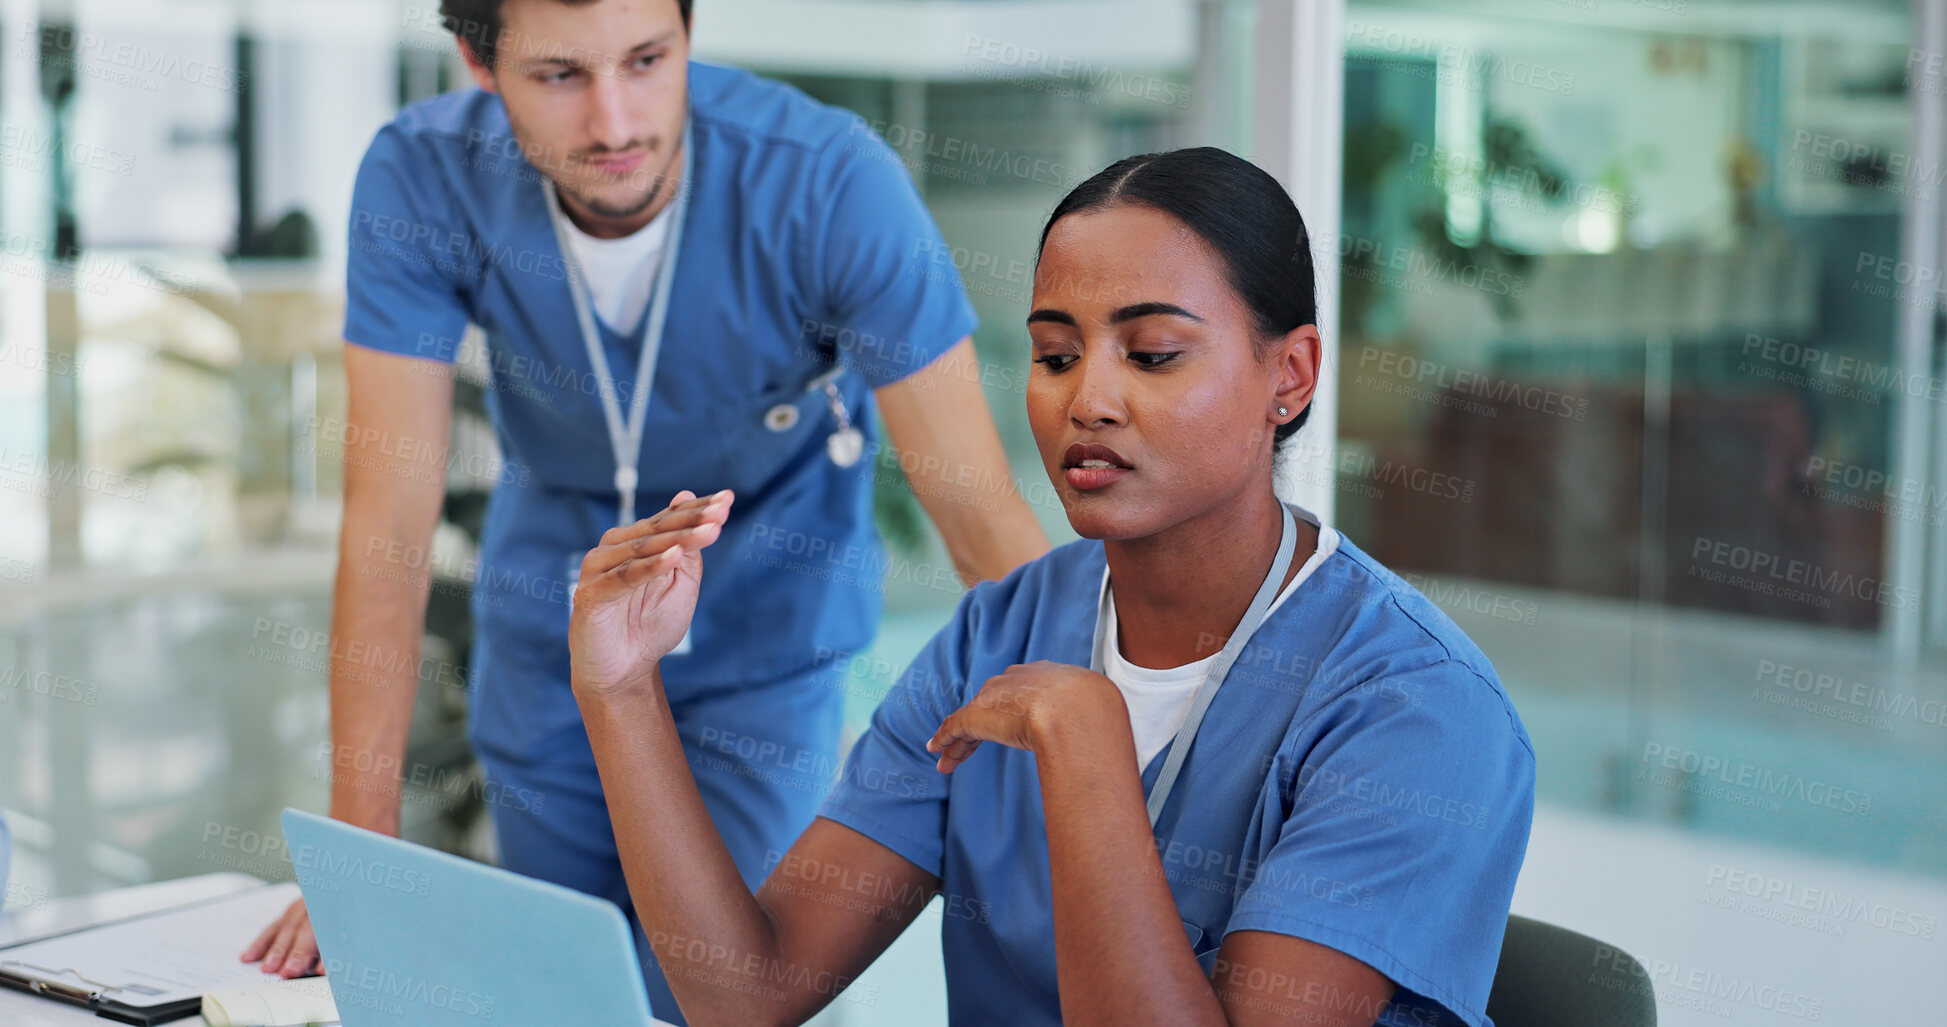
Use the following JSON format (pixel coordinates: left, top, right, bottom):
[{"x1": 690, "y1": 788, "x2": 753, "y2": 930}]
[
  {"x1": 1338, "y1": 0, "x2": 1937, "y2": 873},
  {"x1": 1337, "y1": 2, "x2": 1942, "y2": 1021}
]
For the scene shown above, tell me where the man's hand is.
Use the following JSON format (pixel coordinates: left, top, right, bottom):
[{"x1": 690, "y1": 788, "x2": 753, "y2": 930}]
[
  {"x1": 240, "y1": 898, "x2": 319, "y2": 979},
  {"x1": 570, "y1": 490, "x2": 733, "y2": 696}
]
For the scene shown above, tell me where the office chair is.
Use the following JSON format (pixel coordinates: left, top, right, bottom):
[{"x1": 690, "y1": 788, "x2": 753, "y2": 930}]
[{"x1": 1484, "y1": 915, "x2": 1658, "y2": 1027}]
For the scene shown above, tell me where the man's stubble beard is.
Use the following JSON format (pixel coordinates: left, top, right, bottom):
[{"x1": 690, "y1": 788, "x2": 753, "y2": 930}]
[{"x1": 507, "y1": 109, "x2": 683, "y2": 227}]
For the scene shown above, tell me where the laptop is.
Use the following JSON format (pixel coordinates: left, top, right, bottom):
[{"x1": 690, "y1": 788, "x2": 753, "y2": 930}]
[{"x1": 281, "y1": 808, "x2": 668, "y2": 1026}]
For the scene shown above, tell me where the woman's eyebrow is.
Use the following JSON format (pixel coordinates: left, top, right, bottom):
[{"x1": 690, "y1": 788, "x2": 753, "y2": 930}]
[
  {"x1": 1026, "y1": 301, "x2": 1205, "y2": 327},
  {"x1": 1110, "y1": 301, "x2": 1203, "y2": 324}
]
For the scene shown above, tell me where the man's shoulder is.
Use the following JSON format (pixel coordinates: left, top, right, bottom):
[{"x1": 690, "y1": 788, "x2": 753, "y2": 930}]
[
  {"x1": 689, "y1": 61, "x2": 875, "y2": 160},
  {"x1": 377, "y1": 87, "x2": 510, "y2": 152}
]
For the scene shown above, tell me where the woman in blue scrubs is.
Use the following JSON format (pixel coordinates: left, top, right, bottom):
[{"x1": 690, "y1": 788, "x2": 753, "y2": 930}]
[{"x1": 569, "y1": 148, "x2": 1535, "y2": 1026}]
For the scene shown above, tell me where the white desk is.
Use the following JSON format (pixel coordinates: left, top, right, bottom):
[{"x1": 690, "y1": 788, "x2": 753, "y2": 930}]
[{"x1": 0, "y1": 874, "x2": 679, "y2": 1026}]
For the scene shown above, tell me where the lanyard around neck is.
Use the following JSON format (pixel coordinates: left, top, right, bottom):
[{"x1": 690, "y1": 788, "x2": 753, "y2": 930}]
[
  {"x1": 1091, "y1": 502, "x2": 1300, "y2": 828},
  {"x1": 543, "y1": 121, "x2": 694, "y2": 527}
]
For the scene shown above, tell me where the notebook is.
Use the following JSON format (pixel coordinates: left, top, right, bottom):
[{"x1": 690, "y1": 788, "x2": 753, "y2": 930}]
[{"x1": 203, "y1": 976, "x2": 339, "y2": 1026}]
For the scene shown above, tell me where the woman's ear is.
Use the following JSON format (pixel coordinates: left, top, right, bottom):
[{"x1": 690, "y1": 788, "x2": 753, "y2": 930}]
[{"x1": 1270, "y1": 323, "x2": 1322, "y2": 426}]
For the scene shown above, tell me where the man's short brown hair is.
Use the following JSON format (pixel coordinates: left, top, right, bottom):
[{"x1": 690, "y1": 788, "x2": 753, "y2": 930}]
[{"x1": 439, "y1": 0, "x2": 694, "y2": 69}]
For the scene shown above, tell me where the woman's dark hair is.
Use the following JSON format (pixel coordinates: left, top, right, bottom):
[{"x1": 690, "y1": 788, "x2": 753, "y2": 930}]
[
  {"x1": 1036, "y1": 146, "x2": 1318, "y2": 447},
  {"x1": 440, "y1": 0, "x2": 694, "y2": 70}
]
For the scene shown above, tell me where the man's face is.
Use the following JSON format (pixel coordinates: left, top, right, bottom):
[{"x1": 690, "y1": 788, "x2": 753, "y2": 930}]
[{"x1": 466, "y1": 0, "x2": 690, "y2": 236}]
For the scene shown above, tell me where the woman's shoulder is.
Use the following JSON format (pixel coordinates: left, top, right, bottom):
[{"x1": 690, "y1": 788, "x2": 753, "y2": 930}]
[
  {"x1": 908, "y1": 538, "x2": 1105, "y2": 681},
  {"x1": 959, "y1": 536, "x2": 1106, "y2": 616},
  {"x1": 1273, "y1": 533, "x2": 1531, "y2": 755},
  {"x1": 1296, "y1": 534, "x2": 1493, "y2": 666}
]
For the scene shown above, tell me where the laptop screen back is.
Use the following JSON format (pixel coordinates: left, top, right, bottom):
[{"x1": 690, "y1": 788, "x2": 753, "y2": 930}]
[{"x1": 280, "y1": 808, "x2": 657, "y2": 1027}]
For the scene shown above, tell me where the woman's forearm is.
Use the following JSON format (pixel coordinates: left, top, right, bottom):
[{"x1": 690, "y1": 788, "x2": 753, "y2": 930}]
[
  {"x1": 575, "y1": 669, "x2": 792, "y2": 1026},
  {"x1": 1035, "y1": 716, "x2": 1231, "y2": 1026}
]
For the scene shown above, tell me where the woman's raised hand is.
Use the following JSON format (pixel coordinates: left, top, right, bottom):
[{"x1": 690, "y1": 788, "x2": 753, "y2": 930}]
[{"x1": 569, "y1": 489, "x2": 733, "y2": 696}]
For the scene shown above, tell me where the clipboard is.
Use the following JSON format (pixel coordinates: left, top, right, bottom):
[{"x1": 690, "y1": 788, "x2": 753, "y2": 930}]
[
  {"x1": 0, "y1": 881, "x2": 304, "y2": 1025},
  {"x1": 0, "y1": 963, "x2": 201, "y2": 1025}
]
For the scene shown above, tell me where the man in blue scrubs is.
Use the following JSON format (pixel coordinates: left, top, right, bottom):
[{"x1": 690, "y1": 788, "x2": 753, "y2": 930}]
[{"x1": 242, "y1": 0, "x2": 1048, "y2": 1019}]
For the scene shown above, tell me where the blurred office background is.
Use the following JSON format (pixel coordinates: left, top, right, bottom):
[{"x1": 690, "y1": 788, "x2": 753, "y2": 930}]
[{"x1": 1, "y1": 0, "x2": 1944, "y2": 1023}]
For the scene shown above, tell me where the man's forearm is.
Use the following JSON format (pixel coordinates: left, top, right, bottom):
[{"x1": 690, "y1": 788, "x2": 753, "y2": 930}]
[
  {"x1": 327, "y1": 344, "x2": 455, "y2": 833},
  {"x1": 324, "y1": 519, "x2": 437, "y2": 834},
  {"x1": 914, "y1": 478, "x2": 1050, "y2": 585},
  {"x1": 876, "y1": 337, "x2": 1052, "y2": 584}
]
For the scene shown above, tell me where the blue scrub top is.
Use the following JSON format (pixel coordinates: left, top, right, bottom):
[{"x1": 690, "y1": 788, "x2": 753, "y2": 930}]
[
  {"x1": 819, "y1": 525, "x2": 1536, "y2": 1027},
  {"x1": 341, "y1": 63, "x2": 977, "y2": 759}
]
